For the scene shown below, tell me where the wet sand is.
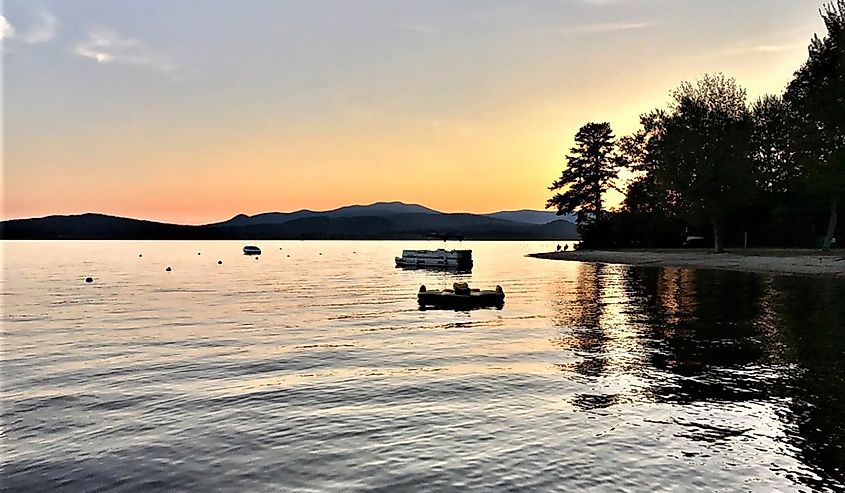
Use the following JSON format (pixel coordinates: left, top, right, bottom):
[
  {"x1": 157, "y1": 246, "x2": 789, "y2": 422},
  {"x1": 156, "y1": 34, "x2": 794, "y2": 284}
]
[{"x1": 529, "y1": 249, "x2": 845, "y2": 277}]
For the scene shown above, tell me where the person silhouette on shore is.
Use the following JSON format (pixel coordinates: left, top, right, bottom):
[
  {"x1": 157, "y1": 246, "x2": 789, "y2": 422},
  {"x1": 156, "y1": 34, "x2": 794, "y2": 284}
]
[
  {"x1": 556, "y1": 244, "x2": 562, "y2": 252},
  {"x1": 564, "y1": 244, "x2": 569, "y2": 252}
]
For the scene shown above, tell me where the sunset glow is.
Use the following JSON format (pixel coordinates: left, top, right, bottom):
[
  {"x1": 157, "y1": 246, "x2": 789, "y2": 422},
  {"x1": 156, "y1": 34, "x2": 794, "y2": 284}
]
[{"x1": 3, "y1": 0, "x2": 827, "y2": 224}]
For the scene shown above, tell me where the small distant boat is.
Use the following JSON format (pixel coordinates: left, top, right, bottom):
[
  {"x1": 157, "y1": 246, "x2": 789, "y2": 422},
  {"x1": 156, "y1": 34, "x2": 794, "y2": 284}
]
[
  {"x1": 418, "y1": 283, "x2": 504, "y2": 310},
  {"x1": 395, "y1": 249, "x2": 472, "y2": 269},
  {"x1": 243, "y1": 245, "x2": 262, "y2": 255}
]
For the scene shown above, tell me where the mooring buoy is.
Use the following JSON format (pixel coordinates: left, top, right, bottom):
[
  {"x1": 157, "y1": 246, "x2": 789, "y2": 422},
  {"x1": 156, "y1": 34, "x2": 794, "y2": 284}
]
[
  {"x1": 85, "y1": 277, "x2": 94, "y2": 283},
  {"x1": 218, "y1": 260, "x2": 223, "y2": 265},
  {"x1": 166, "y1": 267, "x2": 172, "y2": 272}
]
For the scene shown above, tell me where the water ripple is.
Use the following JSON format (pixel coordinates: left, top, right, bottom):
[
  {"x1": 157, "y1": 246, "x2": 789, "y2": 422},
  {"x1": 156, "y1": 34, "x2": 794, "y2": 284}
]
[{"x1": 3, "y1": 241, "x2": 845, "y2": 491}]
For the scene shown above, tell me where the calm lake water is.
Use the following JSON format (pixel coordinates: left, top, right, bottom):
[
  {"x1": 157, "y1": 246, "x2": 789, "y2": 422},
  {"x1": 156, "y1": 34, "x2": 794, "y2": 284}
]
[{"x1": 2, "y1": 240, "x2": 845, "y2": 492}]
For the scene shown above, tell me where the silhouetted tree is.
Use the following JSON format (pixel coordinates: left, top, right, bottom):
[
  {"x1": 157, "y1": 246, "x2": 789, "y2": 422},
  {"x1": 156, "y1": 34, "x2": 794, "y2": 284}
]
[
  {"x1": 547, "y1": 122, "x2": 623, "y2": 228},
  {"x1": 622, "y1": 175, "x2": 662, "y2": 216},
  {"x1": 618, "y1": 111, "x2": 675, "y2": 216},
  {"x1": 786, "y1": 0, "x2": 845, "y2": 250},
  {"x1": 738, "y1": 95, "x2": 812, "y2": 246},
  {"x1": 545, "y1": 2, "x2": 845, "y2": 251},
  {"x1": 648, "y1": 74, "x2": 756, "y2": 253},
  {"x1": 751, "y1": 95, "x2": 801, "y2": 196}
]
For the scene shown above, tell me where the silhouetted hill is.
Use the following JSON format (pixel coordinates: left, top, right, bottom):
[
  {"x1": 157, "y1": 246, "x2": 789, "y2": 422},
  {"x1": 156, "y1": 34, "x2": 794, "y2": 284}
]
[
  {"x1": 329, "y1": 202, "x2": 438, "y2": 217},
  {"x1": 484, "y1": 209, "x2": 574, "y2": 224},
  {"x1": 1, "y1": 204, "x2": 579, "y2": 240},
  {"x1": 216, "y1": 201, "x2": 438, "y2": 227},
  {"x1": 0, "y1": 213, "x2": 208, "y2": 240}
]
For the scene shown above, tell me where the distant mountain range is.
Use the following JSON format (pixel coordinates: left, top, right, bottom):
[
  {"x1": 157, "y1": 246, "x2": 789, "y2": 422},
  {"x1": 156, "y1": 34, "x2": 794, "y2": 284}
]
[{"x1": 0, "y1": 202, "x2": 579, "y2": 240}]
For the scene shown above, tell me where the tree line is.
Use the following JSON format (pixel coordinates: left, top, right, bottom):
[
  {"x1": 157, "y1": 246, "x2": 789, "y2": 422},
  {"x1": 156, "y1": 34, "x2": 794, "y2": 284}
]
[{"x1": 548, "y1": 1, "x2": 844, "y2": 253}]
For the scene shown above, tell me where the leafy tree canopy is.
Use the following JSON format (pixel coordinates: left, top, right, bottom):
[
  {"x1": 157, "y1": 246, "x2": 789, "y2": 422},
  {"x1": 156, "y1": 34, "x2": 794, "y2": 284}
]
[{"x1": 787, "y1": 0, "x2": 845, "y2": 249}]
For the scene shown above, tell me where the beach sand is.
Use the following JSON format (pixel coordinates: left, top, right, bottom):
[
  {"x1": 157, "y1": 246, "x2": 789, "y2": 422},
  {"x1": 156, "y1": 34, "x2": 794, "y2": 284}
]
[{"x1": 529, "y1": 249, "x2": 845, "y2": 277}]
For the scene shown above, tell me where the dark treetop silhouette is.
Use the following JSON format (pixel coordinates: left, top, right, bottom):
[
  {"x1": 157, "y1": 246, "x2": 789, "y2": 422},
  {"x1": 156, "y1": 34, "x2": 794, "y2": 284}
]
[
  {"x1": 552, "y1": 1, "x2": 844, "y2": 253},
  {"x1": 546, "y1": 122, "x2": 624, "y2": 234}
]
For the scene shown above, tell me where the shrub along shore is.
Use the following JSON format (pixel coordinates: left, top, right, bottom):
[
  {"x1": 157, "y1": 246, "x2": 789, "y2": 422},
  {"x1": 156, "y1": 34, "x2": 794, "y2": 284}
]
[{"x1": 529, "y1": 249, "x2": 845, "y2": 277}]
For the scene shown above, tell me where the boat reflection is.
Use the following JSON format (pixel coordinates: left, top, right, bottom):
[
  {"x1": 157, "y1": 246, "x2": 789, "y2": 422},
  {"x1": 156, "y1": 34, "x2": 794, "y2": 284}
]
[
  {"x1": 396, "y1": 265, "x2": 472, "y2": 274},
  {"x1": 417, "y1": 304, "x2": 504, "y2": 312}
]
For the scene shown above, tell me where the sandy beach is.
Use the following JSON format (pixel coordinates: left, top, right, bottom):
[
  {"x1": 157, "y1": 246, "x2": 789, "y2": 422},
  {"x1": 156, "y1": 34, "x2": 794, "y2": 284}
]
[{"x1": 529, "y1": 249, "x2": 845, "y2": 277}]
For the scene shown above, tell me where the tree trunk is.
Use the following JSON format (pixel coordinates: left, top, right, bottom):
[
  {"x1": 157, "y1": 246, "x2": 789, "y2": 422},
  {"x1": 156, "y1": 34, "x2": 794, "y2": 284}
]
[
  {"x1": 712, "y1": 219, "x2": 724, "y2": 254},
  {"x1": 822, "y1": 195, "x2": 839, "y2": 251}
]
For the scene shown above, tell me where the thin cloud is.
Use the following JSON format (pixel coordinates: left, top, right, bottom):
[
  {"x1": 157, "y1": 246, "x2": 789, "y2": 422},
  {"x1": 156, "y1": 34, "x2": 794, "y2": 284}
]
[
  {"x1": 327, "y1": 89, "x2": 381, "y2": 121},
  {"x1": 690, "y1": 30, "x2": 811, "y2": 61},
  {"x1": 690, "y1": 24, "x2": 817, "y2": 60},
  {"x1": 696, "y1": 42, "x2": 807, "y2": 59},
  {"x1": 1, "y1": 15, "x2": 14, "y2": 40},
  {"x1": 741, "y1": 43, "x2": 807, "y2": 53},
  {"x1": 74, "y1": 29, "x2": 176, "y2": 72},
  {"x1": 470, "y1": 4, "x2": 515, "y2": 20},
  {"x1": 22, "y1": 10, "x2": 57, "y2": 44},
  {"x1": 394, "y1": 24, "x2": 437, "y2": 36},
  {"x1": 573, "y1": 21, "x2": 653, "y2": 33},
  {"x1": 583, "y1": 0, "x2": 640, "y2": 5},
  {"x1": 549, "y1": 20, "x2": 654, "y2": 36}
]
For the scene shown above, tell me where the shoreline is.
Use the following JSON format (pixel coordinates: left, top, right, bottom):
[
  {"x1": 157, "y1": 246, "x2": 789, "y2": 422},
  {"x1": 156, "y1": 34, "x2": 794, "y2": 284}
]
[{"x1": 528, "y1": 249, "x2": 845, "y2": 277}]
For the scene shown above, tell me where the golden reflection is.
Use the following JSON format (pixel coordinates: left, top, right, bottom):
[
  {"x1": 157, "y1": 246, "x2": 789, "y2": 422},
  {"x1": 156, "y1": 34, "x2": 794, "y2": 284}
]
[
  {"x1": 546, "y1": 264, "x2": 798, "y2": 411},
  {"x1": 753, "y1": 277, "x2": 794, "y2": 366},
  {"x1": 654, "y1": 267, "x2": 698, "y2": 332},
  {"x1": 548, "y1": 262, "x2": 652, "y2": 409}
]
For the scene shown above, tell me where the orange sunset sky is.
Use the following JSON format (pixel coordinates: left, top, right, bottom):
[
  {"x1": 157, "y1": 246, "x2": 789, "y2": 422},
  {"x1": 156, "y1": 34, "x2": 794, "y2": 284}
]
[{"x1": 2, "y1": 0, "x2": 828, "y2": 224}]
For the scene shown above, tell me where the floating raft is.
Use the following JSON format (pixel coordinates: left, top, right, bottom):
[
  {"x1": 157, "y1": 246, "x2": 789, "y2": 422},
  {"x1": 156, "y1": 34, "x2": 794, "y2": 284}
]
[
  {"x1": 243, "y1": 245, "x2": 262, "y2": 255},
  {"x1": 417, "y1": 283, "x2": 505, "y2": 309}
]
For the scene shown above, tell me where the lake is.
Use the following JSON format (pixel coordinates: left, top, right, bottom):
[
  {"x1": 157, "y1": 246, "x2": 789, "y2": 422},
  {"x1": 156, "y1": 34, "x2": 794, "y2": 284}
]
[{"x1": 2, "y1": 240, "x2": 844, "y2": 491}]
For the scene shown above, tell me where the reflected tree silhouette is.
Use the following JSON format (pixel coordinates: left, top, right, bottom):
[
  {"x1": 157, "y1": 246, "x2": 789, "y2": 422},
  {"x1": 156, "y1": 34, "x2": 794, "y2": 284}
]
[
  {"x1": 637, "y1": 268, "x2": 772, "y2": 402},
  {"x1": 768, "y1": 276, "x2": 845, "y2": 490},
  {"x1": 552, "y1": 264, "x2": 845, "y2": 489}
]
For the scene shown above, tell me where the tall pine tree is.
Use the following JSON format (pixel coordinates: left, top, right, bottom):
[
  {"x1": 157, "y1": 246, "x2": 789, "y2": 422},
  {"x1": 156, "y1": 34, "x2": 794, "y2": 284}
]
[{"x1": 547, "y1": 122, "x2": 622, "y2": 227}]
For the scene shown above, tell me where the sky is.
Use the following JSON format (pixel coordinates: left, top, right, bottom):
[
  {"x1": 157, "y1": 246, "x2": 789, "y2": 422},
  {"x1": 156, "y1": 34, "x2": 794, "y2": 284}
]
[{"x1": 1, "y1": 0, "x2": 830, "y2": 224}]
